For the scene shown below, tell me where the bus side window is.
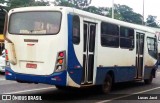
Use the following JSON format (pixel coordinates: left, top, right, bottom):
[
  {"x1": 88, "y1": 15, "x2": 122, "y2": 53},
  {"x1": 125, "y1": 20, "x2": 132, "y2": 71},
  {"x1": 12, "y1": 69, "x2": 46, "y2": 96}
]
[
  {"x1": 101, "y1": 22, "x2": 119, "y2": 48},
  {"x1": 120, "y1": 27, "x2": 134, "y2": 49},
  {"x1": 72, "y1": 15, "x2": 80, "y2": 44},
  {"x1": 147, "y1": 37, "x2": 158, "y2": 59}
]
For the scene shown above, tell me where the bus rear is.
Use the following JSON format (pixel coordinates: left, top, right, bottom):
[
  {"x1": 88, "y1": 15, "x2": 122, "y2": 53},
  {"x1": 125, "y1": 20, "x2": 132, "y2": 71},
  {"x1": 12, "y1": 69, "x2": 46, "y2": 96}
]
[{"x1": 5, "y1": 7, "x2": 68, "y2": 86}]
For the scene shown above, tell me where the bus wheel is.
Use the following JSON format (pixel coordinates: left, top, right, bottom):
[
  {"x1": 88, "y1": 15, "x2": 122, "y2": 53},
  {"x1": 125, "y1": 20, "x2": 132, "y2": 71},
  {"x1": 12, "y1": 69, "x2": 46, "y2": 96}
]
[
  {"x1": 144, "y1": 74, "x2": 153, "y2": 84},
  {"x1": 102, "y1": 74, "x2": 112, "y2": 94}
]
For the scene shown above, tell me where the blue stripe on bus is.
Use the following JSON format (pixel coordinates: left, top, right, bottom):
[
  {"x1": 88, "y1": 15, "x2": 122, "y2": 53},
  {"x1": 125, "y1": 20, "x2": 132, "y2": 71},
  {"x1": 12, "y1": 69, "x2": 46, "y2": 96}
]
[
  {"x1": 67, "y1": 14, "x2": 82, "y2": 85},
  {"x1": 5, "y1": 67, "x2": 67, "y2": 86},
  {"x1": 5, "y1": 65, "x2": 157, "y2": 86},
  {"x1": 96, "y1": 65, "x2": 157, "y2": 85},
  {"x1": 95, "y1": 66, "x2": 136, "y2": 85}
]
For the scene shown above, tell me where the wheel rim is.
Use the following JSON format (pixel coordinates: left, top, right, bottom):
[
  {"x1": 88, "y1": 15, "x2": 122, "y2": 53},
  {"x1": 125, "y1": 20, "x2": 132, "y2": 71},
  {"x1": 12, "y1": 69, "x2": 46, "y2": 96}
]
[{"x1": 103, "y1": 78, "x2": 111, "y2": 93}]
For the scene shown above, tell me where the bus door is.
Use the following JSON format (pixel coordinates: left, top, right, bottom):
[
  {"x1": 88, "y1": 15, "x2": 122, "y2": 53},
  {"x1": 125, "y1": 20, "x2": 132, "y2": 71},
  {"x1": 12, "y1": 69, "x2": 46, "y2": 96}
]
[
  {"x1": 81, "y1": 22, "x2": 96, "y2": 84},
  {"x1": 136, "y1": 32, "x2": 145, "y2": 79}
]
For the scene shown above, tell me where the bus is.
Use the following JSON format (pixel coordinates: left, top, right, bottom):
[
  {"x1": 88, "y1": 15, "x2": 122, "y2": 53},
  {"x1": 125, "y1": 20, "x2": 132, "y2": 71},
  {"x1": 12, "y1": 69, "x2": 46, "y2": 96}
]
[
  {"x1": 0, "y1": 6, "x2": 6, "y2": 55},
  {"x1": 4, "y1": 6, "x2": 158, "y2": 94}
]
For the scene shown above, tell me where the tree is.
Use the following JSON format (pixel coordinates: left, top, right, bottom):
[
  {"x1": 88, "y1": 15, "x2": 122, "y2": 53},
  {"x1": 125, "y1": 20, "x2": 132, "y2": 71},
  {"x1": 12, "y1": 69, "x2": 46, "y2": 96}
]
[
  {"x1": 146, "y1": 15, "x2": 159, "y2": 27},
  {"x1": 98, "y1": 7, "x2": 110, "y2": 16},
  {"x1": 83, "y1": 6, "x2": 106, "y2": 16},
  {"x1": 53, "y1": 1, "x2": 145, "y2": 25},
  {"x1": 0, "y1": 0, "x2": 7, "y2": 4},
  {"x1": 53, "y1": 0, "x2": 92, "y2": 9},
  {"x1": 53, "y1": 0, "x2": 75, "y2": 7},
  {"x1": 31, "y1": 0, "x2": 49, "y2": 6},
  {"x1": 68, "y1": 0, "x2": 92, "y2": 8},
  {"x1": 106, "y1": 5, "x2": 123, "y2": 20},
  {"x1": 0, "y1": 0, "x2": 49, "y2": 10},
  {"x1": 114, "y1": 4, "x2": 143, "y2": 24}
]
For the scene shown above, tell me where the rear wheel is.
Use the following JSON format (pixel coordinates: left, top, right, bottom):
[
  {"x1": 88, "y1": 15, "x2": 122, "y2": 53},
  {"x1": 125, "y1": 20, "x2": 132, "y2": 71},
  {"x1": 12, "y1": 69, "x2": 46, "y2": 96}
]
[
  {"x1": 101, "y1": 74, "x2": 112, "y2": 94},
  {"x1": 144, "y1": 74, "x2": 153, "y2": 84}
]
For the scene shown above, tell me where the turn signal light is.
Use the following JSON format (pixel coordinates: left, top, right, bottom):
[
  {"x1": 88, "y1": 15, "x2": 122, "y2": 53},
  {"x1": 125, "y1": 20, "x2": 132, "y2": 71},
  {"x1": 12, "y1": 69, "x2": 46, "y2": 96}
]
[
  {"x1": 58, "y1": 59, "x2": 63, "y2": 64},
  {"x1": 6, "y1": 55, "x2": 8, "y2": 61}
]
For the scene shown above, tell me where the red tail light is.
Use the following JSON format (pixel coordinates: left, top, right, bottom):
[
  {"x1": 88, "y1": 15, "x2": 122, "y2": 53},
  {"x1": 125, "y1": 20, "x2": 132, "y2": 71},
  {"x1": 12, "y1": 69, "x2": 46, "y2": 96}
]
[
  {"x1": 5, "y1": 49, "x2": 8, "y2": 61},
  {"x1": 5, "y1": 71, "x2": 9, "y2": 75},
  {"x1": 5, "y1": 49, "x2": 10, "y2": 66},
  {"x1": 59, "y1": 52, "x2": 64, "y2": 57},
  {"x1": 55, "y1": 51, "x2": 66, "y2": 72},
  {"x1": 5, "y1": 49, "x2": 8, "y2": 54},
  {"x1": 5, "y1": 71, "x2": 12, "y2": 75}
]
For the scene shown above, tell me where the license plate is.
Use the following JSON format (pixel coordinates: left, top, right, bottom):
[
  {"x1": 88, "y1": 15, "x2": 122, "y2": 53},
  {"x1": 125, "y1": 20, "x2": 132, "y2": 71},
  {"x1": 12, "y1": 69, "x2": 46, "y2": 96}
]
[{"x1": 26, "y1": 63, "x2": 37, "y2": 69}]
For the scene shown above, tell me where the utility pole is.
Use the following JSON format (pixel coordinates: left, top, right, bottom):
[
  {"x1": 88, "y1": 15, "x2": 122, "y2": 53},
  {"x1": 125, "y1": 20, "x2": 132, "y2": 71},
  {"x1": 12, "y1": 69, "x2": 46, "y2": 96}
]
[
  {"x1": 112, "y1": 0, "x2": 114, "y2": 19},
  {"x1": 142, "y1": 0, "x2": 144, "y2": 25}
]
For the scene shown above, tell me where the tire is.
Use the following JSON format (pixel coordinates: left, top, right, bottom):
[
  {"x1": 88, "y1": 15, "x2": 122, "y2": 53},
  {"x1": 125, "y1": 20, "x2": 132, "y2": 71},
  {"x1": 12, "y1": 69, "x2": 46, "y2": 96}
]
[
  {"x1": 144, "y1": 74, "x2": 153, "y2": 84},
  {"x1": 101, "y1": 74, "x2": 112, "y2": 94}
]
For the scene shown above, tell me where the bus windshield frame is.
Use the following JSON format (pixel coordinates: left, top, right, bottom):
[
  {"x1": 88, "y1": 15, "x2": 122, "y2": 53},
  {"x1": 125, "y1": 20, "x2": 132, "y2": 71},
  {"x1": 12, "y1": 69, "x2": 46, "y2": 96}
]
[{"x1": 8, "y1": 11, "x2": 62, "y2": 35}]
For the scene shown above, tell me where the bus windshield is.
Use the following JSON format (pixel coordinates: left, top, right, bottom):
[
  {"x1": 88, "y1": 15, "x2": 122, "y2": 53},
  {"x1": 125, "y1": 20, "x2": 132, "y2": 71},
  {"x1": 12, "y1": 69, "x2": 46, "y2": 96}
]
[{"x1": 9, "y1": 11, "x2": 61, "y2": 35}]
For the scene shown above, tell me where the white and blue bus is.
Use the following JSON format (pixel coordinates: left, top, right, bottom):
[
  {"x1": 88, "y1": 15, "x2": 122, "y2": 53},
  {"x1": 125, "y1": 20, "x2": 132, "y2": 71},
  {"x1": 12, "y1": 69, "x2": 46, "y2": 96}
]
[{"x1": 4, "y1": 6, "x2": 158, "y2": 94}]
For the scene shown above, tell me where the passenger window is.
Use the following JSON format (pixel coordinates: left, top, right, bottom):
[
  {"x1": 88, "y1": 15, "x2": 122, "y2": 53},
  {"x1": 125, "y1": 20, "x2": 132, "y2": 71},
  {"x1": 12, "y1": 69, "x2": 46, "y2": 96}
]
[
  {"x1": 89, "y1": 25, "x2": 96, "y2": 52},
  {"x1": 147, "y1": 37, "x2": 158, "y2": 59},
  {"x1": 72, "y1": 15, "x2": 80, "y2": 44},
  {"x1": 120, "y1": 27, "x2": 134, "y2": 49},
  {"x1": 101, "y1": 22, "x2": 119, "y2": 47}
]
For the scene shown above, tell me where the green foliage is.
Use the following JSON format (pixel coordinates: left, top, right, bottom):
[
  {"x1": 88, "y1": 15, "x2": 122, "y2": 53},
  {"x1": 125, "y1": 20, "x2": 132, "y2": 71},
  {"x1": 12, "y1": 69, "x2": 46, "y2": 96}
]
[
  {"x1": 0, "y1": 0, "x2": 49, "y2": 10},
  {"x1": 146, "y1": 15, "x2": 159, "y2": 28},
  {"x1": 106, "y1": 7, "x2": 122, "y2": 20},
  {"x1": 53, "y1": 0, "x2": 75, "y2": 7},
  {"x1": 53, "y1": 0, "x2": 143, "y2": 25},
  {"x1": 114, "y1": 4, "x2": 143, "y2": 24},
  {"x1": 54, "y1": 0, "x2": 92, "y2": 9},
  {"x1": 83, "y1": 6, "x2": 106, "y2": 16},
  {"x1": 7, "y1": 0, "x2": 33, "y2": 8},
  {"x1": 0, "y1": 0, "x2": 7, "y2": 4},
  {"x1": 31, "y1": 0, "x2": 49, "y2": 6}
]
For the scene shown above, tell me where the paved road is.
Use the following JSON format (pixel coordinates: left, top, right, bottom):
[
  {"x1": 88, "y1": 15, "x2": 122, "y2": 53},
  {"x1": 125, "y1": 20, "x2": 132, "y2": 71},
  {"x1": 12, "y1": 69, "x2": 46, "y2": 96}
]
[{"x1": 0, "y1": 69, "x2": 160, "y2": 103}]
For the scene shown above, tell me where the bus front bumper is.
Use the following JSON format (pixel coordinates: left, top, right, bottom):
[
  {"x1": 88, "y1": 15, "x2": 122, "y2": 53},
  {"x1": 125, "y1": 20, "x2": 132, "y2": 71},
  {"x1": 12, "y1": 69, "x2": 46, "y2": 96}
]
[{"x1": 5, "y1": 67, "x2": 67, "y2": 86}]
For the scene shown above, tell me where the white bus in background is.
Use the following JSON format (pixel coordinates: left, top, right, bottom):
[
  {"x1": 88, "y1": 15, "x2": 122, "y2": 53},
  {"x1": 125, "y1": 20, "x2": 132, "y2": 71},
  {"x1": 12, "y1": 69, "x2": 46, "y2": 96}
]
[{"x1": 4, "y1": 6, "x2": 158, "y2": 94}]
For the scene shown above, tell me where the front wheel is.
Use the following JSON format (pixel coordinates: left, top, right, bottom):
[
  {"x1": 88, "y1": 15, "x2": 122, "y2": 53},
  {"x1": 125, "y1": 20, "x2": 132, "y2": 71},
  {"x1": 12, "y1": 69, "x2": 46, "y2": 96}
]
[
  {"x1": 101, "y1": 75, "x2": 112, "y2": 94},
  {"x1": 144, "y1": 74, "x2": 153, "y2": 84}
]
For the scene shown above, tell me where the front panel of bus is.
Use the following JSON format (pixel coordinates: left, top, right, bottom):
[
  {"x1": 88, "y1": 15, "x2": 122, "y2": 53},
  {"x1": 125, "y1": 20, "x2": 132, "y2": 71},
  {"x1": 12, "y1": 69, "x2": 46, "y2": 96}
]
[{"x1": 5, "y1": 7, "x2": 68, "y2": 86}]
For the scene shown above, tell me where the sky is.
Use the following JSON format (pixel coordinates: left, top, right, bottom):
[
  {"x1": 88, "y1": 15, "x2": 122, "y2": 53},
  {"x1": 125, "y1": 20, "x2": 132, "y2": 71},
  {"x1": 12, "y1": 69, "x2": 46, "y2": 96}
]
[{"x1": 90, "y1": 0, "x2": 160, "y2": 22}]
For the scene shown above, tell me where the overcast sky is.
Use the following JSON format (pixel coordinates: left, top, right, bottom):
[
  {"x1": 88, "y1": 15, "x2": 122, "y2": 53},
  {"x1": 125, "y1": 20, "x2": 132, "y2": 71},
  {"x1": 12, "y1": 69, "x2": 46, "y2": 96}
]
[{"x1": 90, "y1": 0, "x2": 160, "y2": 21}]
